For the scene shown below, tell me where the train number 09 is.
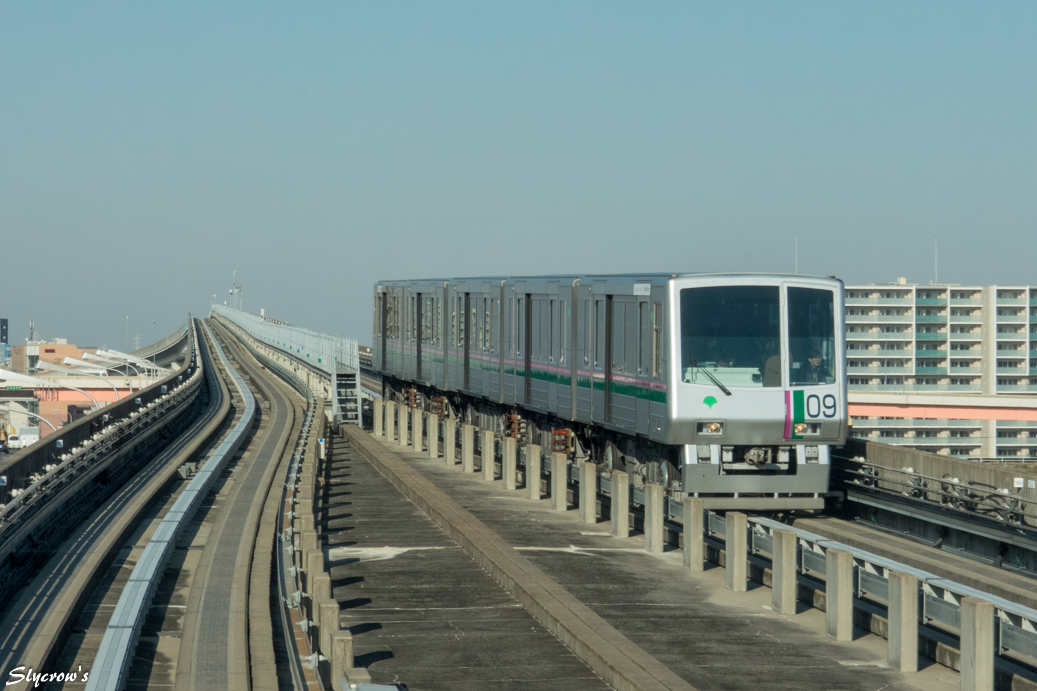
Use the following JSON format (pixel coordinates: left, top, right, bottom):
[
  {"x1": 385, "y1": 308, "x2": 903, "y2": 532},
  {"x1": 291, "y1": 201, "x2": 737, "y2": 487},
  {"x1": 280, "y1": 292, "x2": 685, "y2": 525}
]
[{"x1": 806, "y1": 394, "x2": 838, "y2": 419}]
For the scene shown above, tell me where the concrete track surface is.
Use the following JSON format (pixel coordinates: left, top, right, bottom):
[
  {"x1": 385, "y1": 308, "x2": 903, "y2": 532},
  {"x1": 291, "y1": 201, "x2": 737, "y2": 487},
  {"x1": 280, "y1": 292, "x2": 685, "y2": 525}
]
[{"x1": 333, "y1": 426, "x2": 962, "y2": 691}]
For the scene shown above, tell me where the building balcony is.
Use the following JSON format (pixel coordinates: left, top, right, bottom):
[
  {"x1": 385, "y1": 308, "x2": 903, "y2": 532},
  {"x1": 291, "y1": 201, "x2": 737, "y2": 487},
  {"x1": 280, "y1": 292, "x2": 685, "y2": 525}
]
[
  {"x1": 916, "y1": 298, "x2": 948, "y2": 306},
  {"x1": 996, "y1": 384, "x2": 1037, "y2": 392},
  {"x1": 996, "y1": 297, "x2": 1027, "y2": 305},
  {"x1": 997, "y1": 314, "x2": 1026, "y2": 322},
  {"x1": 915, "y1": 315, "x2": 948, "y2": 323},
  {"x1": 848, "y1": 383, "x2": 982, "y2": 392},
  {"x1": 916, "y1": 332, "x2": 947, "y2": 340},
  {"x1": 949, "y1": 314, "x2": 982, "y2": 322},
  {"x1": 849, "y1": 418, "x2": 982, "y2": 428},
  {"x1": 846, "y1": 297, "x2": 913, "y2": 306},
  {"x1": 915, "y1": 349, "x2": 946, "y2": 357},
  {"x1": 847, "y1": 366, "x2": 910, "y2": 374},
  {"x1": 950, "y1": 298, "x2": 982, "y2": 306},
  {"x1": 915, "y1": 367, "x2": 948, "y2": 374},
  {"x1": 846, "y1": 333, "x2": 912, "y2": 342},
  {"x1": 947, "y1": 366, "x2": 982, "y2": 374},
  {"x1": 993, "y1": 437, "x2": 1035, "y2": 445},
  {"x1": 846, "y1": 314, "x2": 912, "y2": 323},
  {"x1": 949, "y1": 332, "x2": 982, "y2": 341},
  {"x1": 995, "y1": 351, "x2": 1027, "y2": 358}
]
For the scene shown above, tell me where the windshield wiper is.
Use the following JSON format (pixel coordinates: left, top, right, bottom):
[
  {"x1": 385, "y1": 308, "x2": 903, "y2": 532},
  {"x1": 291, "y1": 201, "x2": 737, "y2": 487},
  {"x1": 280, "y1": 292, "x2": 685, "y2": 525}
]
[{"x1": 690, "y1": 360, "x2": 732, "y2": 396}]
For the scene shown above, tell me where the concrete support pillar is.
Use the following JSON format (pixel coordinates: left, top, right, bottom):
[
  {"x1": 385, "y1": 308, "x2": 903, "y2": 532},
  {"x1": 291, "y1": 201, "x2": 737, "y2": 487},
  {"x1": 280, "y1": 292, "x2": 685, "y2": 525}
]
[
  {"x1": 373, "y1": 397, "x2": 383, "y2": 437},
  {"x1": 312, "y1": 573, "x2": 331, "y2": 607},
  {"x1": 525, "y1": 445, "x2": 541, "y2": 500},
  {"x1": 462, "y1": 424, "x2": 475, "y2": 473},
  {"x1": 611, "y1": 471, "x2": 629, "y2": 538},
  {"x1": 444, "y1": 419, "x2": 456, "y2": 466},
  {"x1": 887, "y1": 571, "x2": 918, "y2": 673},
  {"x1": 306, "y1": 549, "x2": 324, "y2": 583},
  {"x1": 960, "y1": 597, "x2": 994, "y2": 691},
  {"x1": 385, "y1": 401, "x2": 395, "y2": 442},
  {"x1": 502, "y1": 437, "x2": 517, "y2": 490},
  {"x1": 296, "y1": 497, "x2": 313, "y2": 521},
  {"x1": 300, "y1": 514, "x2": 315, "y2": 534},
  {"x1": 331, "y1": 630, "x2": 354, "y2": 684},
  {"x1": 398, "y1": 406, "x2": 410, "y2": 448},
  {"x1": 724, "y1": 512, "x2": 747, "y2": 592},
  {"x1": 579, "y1": 462, "x2": 597, "y2": 524},
  {"x1": 319, "y1": 599, "x2": 340, "y2": 656},
  {"x1": 825, "y1": 548, "x2": 854, "y2": 641},
  {"x1": 551, "y1": 453, "x2": 568, "y2": 510},
  {"x1": 682, "y1": 497, "x2": 703, "y2": 571},
  {"x1": 412, "y1": 407, "x2": 423, "y2": 452},
  {"x1": 771, "y1": 529, "x2": 798, "y2": 614},
  {"x1": 427, "y1": 414, "x2": 438, "y2": 459},
  {"x1": 644, "y1": 483, "x2": 665, "y2": 553},
  {"x1": 481, "y1": 430, "x2": 495, "y2": 481},
  {"x1": 300, "y1": 530, "x2": 318, "y2": 564}
]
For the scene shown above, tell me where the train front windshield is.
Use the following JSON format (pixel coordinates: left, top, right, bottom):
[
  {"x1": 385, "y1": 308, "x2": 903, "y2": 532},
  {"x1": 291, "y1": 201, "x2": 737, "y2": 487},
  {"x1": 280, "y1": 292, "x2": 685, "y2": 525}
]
[
  {"x1": 680, "y1": 286, "x2": 781, "y2": 388},
  {"x1": 680, "y1": 285, "x2": 837, "y2": 388}
]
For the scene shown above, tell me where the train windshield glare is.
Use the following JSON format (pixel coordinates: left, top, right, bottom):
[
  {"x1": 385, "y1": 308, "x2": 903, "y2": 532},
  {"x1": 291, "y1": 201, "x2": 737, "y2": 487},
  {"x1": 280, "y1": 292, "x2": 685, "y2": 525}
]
[
  {"x1": 680, "y1": 286, "x2": 781, "y2": 388},
  {"x1": 788, "y1": 287, "x2": 836, "y2": 386}
]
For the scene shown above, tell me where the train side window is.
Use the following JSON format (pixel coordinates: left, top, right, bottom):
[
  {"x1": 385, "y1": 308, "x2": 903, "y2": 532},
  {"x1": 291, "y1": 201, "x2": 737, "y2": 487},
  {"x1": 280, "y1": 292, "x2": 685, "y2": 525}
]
[
  {"x1": 594, "y1": 300, "x2": 605, "y2": 368},
  {"x1": 549, "y1": 300, "x2": 556, "y2": 361},
  {"x1": 559, "y1": 300, "x2": 566, "y2": 365},
  {"x1": 485, "y1": 300, "x2": 491, "y2": 353},
  {"x1": 652, "y1": 302, "x2": 662, "y2": 377},
  {"x1": 491, "y1": 299, "x2": 498, "y2": 355},
  {"x1": 583, "y1": 300, "x2": 590, "y2": 366},
  {"x1": 612, "y1": 302, "x2": 625, "y2": 371},
  {"x1": 639, "y1": 302, "x2": 651, "y2": 375},
  {"x1": 458, "y1": 297, "x2": 464, "y2": 348},
  {"x1": 516, "y1": 297, "x2": 523, "y2": 357}
]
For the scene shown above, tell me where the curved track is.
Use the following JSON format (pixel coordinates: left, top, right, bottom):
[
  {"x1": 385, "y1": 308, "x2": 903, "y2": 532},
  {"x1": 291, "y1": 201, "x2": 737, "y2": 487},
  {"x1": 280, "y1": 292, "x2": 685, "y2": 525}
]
[{"x1": 0, "y1": 320, "x2": 228, "y2": 685}]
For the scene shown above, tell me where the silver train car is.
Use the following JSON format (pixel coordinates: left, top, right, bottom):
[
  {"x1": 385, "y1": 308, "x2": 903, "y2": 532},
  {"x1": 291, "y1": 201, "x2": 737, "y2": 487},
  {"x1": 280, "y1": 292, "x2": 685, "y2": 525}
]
[{"x1": 373, "y1": 273, "x2": 847, "y2": 510}]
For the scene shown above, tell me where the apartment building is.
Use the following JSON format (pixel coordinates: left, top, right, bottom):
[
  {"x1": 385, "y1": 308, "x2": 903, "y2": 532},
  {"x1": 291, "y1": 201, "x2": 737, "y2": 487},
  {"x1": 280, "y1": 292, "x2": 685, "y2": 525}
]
[{"x1": 845, "y1": 279, "x2": 1037, "y2": 459}]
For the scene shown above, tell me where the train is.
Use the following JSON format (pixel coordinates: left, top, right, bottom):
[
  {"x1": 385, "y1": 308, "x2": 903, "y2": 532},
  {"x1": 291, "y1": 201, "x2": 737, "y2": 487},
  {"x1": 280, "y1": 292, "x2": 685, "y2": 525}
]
[{"x1": 372, "y1": 273, "x2": 847, "y2": 510}]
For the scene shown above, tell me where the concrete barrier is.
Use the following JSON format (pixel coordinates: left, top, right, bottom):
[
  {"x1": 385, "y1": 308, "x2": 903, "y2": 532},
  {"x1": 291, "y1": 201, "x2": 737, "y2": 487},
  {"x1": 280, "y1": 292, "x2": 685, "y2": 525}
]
[
  {"x1": 462, "y1": 424, "x2": 475, "y2": 473},
  {"x1": 502, "y1": 437, "x2": 517, "y2": 490},
  {"x1": 961, "y1": 597, "x2": 994, "y2": 691},
  {"x1": 319, "y1": 599, "x2": 340, "y2": 660},
  {"x1": 526, "y1": 445, "x2": 541, "y2": 500},
  {"x1": 771, "y1": 529, "x2": 797, "y2": 614},
  {"x1": 644, "y1": 483, "x2": 664, "y2": 553},
  {"x1": 443, "y1": 419, "x2": 456, "y2": 466},
  {"x1": 579, "y1": 462, "x2": 596, "y2": 524},
  {"x1": 398, "y1": 406, "x2": 410, "y2": 448},
  {"x1": 611, "y1": 471, "x2": 629, "y2": 538},
  {"x1": 887, "y1": 571, "x2": 918, "y2": 673},
  {"x1": 825, "y1": 548, "x2": 853, "y2": 641},
  {"x1": 481, "y1": 430, "x2": 495, "y2": 481},
  {"x1": 373, "y1": 397, "x2": 383, "y2": 437},
  {"x1": 385, "y1": 401, "x2": 395, "y2": 442},
  {"x1": 427, "y1": 413, "x2": 438, "y2": 459},
  {"x1": 682, "y1": 497, "x2": 702, "y2": 572},
  {"x1": 551, "y1": 453, "x2": 567, "y2": 510},
  {"x1": 725, "y1": 512, "x2": 747, "y2": 592}
]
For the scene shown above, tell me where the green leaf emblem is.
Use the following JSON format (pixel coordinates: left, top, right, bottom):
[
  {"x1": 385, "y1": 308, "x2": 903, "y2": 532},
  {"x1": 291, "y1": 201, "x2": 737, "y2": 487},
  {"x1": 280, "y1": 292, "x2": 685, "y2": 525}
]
[{"x1": 703, "y1": 396, "x2": 717, "y2": 409}]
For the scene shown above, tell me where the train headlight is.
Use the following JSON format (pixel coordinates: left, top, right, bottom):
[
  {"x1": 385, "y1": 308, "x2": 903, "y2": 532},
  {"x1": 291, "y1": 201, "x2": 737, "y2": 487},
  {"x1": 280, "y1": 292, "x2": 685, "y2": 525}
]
[
  {"x1": 795, "y1": 423, "x2": 821, "y2": 436},
  {"x1": 794, "y1": 423, "x2": 808, "y2": 434},
  {"x1": 697, "y1": 421, "x2": 724, "y2": 436}
]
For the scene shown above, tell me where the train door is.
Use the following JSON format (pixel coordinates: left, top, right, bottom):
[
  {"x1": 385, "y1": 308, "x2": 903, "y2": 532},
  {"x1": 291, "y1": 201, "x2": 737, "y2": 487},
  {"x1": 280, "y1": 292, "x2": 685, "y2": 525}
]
[
  {"x1": 379, "y1": 291, "x2": 387, "y2": 372},
  {"x1": 605, "y1": 295, "x2": 615, "y2": 423},
  {"x1": 415, "y1": 293, "x2": 423, "y2": 381},
  {"x1": 463, "y1": 293, "x2": 471, "y2": 390},
  {"x1": 591, "y1": 295, "x2": 608, "y2": 423},
  {"x1": 524, "y1": 294, "x2": 533, "y2": 404},
  {"x1": 575, "y1": 284, "x2": 593, "y2": 423}
]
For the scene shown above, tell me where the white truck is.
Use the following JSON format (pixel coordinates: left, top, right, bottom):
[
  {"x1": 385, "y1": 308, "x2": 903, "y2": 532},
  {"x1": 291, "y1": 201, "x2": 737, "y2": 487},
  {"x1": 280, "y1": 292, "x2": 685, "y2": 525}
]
[{"x1": 8, "y1": 427, "x2": 40, "y2": 449}]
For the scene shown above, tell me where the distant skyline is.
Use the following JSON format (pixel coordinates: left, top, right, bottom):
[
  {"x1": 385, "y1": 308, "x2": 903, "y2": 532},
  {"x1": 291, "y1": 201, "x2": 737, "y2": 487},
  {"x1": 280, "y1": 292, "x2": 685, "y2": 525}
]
[{"x1": 2, "y1": 2, "x2": 1034, "y2": 346}]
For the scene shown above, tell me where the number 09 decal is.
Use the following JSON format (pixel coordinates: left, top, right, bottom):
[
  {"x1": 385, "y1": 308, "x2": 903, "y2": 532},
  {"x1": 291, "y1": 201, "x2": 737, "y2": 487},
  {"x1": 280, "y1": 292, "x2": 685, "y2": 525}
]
[{"x1": 806, "y1": 394, "x2": 838, "y2": 419}]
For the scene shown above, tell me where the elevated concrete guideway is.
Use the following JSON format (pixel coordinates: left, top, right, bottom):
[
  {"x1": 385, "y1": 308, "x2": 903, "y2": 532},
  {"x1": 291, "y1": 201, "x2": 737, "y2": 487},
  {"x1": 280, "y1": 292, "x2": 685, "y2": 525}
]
[{"x1": 329, "y1": 424, "x2": 955, "y2": 691}]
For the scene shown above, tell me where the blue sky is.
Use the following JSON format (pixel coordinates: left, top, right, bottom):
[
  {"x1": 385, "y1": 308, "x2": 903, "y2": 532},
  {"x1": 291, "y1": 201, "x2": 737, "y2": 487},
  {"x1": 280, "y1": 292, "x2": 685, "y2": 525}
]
[{"x1": 2, "y1": 2, "x2": 1034, "y2": 346}]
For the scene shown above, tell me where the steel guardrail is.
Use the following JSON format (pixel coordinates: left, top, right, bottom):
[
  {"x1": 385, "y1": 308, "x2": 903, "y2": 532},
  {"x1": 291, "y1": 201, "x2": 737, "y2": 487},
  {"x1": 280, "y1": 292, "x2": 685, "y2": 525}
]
[{"x1": 84, "y1": 321, "x2": 256, "y2": 691}]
